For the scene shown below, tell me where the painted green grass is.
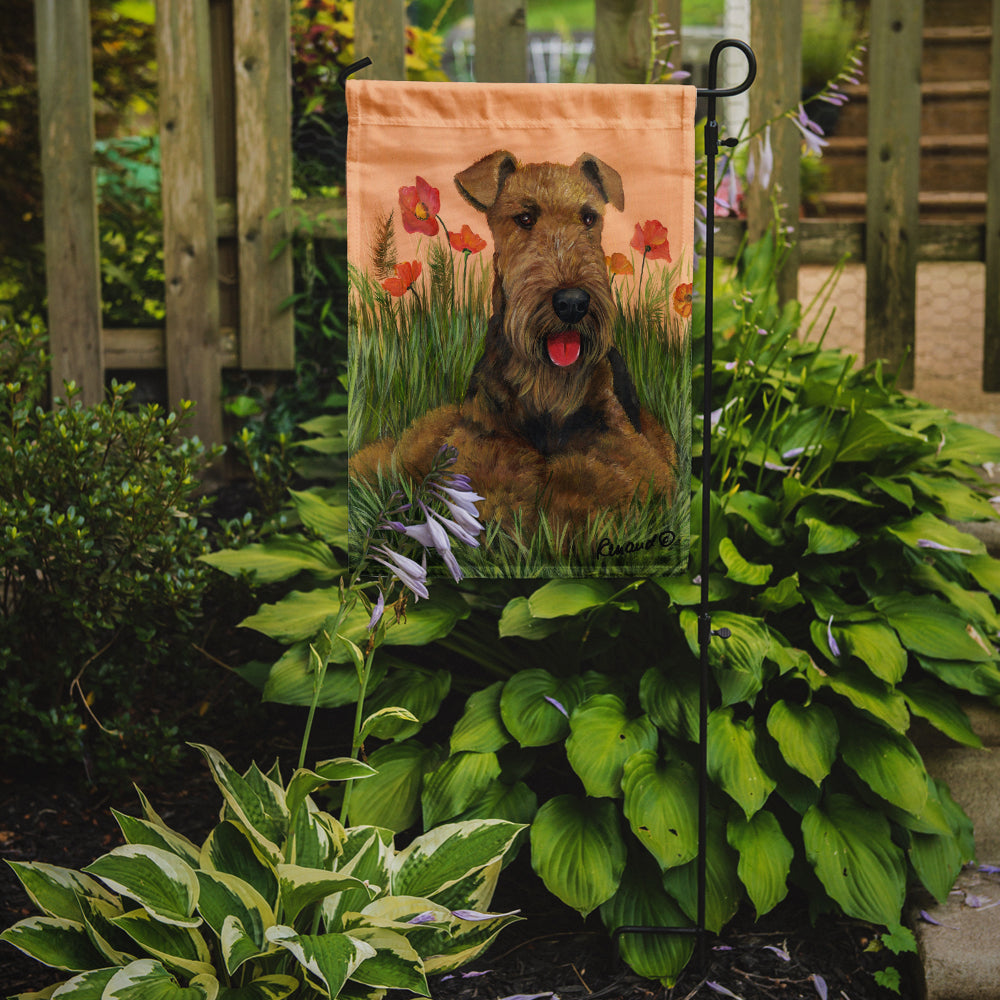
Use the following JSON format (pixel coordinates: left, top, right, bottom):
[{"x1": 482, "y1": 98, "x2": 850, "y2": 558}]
[{"x1": 349, "y1": 255, "x2": 691, "y2": 578}]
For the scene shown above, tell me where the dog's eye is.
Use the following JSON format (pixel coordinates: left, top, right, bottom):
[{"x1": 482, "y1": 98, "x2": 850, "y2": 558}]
[
  {"x1": 581, "y1": 210, "x2": 598, "y2": 228},
  {"x1": 513, "y1": 212, "x2": 535, "y2": 230}
]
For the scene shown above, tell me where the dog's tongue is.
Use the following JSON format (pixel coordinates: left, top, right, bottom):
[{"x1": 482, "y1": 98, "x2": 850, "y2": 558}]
[{"x1": 547, "y1": 330, "x2": 581, "y2": 367}]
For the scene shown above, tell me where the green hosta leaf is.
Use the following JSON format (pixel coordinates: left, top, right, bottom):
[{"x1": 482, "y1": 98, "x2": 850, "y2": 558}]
[
  {"x1": 911, "y1": 562, "x2": 1000, "y2": 633},
  {"x1": 886, "y1": 512, "x2": 985, "y2": 557},
  {"x1": 639, "y1": 664, "x2": 699, "y2": 742},
  {"x1": 5, "y1": 862, "x2": 118, "y2": 922},
  {"x1": 967, "y1": 553, "x2": 1000, "y2": 597},
  {"x1": 265, "y1": 926, "x2": 375, "y2": 997},
  {"x1": 200, "y1": 822, "x2": 278, "y2": 910},
  {"x1": 755, "y1": 573, "x2": 804, "y2": 614},
  {"x1": 802, "y1": 793, "x2": 906, "y2": 926},
  {"x1": 450, "y1": 682, "x2": 511, "y2": 754},
  {"x1": 724, "y1": 490, "x2": 784, "y2": 545},
  {"x1": 599, "y1": 853, "x2": 694, "y2": 987},
  {"x1": 424, "y1": 906, "x2": 522, "y2": 975},
  {"x1": 288, "y1": 489, "x2": 349, "y2": 547},
  {"x1": 421, "y1": 751, "x2": 502, "y2": 828},
  {"x1": 654, "y1": 574, "x2": 737, "y2": 606},
  {"x1": 360, "y1": 706, "x2": 421, "y2": 742},
  {"x1": 0, "y1": 916, "x2": 107, "y2": 971},
  {"x1": 621, "y1": 751, "x2": 698, "y2": 871},
  {"x1": 916, "y1": 655, "x2": 1000, "y2": 697},
  {"x1": 765, "y1": 701, "x2": 838, "y2": 786},
  {"x1": 718, "y1": 537, "x2": 772, "y2": 585},
  {"x1": 39, "y1": 966, "x2": 117, "y2": 998},
  {"x1": 661, "y1": 811, "x2": 741, "y2": 933},
  {"x1": 83, "y1": 846, "x2": 200, "y2": 928},
  {"x1": 680, "y1": 610, "x2": 770, "y2": 706},
  {"x1": 260, "y1": 643, "x2": 388, "y2": 709},
  {"x1": 191, "y1": 746, "x2": 287, "y2": 862},
  {"x1": 277, "y1": 865, "x2": 374, "y2": 925},
  {"x1": 866, "y1": 474, "x2": 914, "y2": 509},
  {"x1": 216, "y1": 975, "x2": 299, "y2": 1000},
  {"x1": 839, "y1": 718, "x2": 929, "y2": 816},
  {"x1": 393, "y1": 820, "x2": 524, "y2": 901},
  {"x1": 453, "y1": 779, "x2": 538, "y2": 827},
  {"x1": 808, "y1": 661, "x2": 910, "y2": 732},
  {"x1": 499, "y1": 670, "x2": 584, "y2": 747},
  {"x1": 906, "y1": 472, "x2": 998, "y2": 521},
  {"x1": 285, "y1": 759, "x2": 375, "y2": 822},
  {"x1": 803, "y1": 517, "x2": 859, "y2": 556},
  {"x1": 834, "y1": 410, "x2": 927, "y2": 463},
  {"x1": 909, "y1": 827, "x2": 965, "y2": 905},
  {"x1": 497, "y1": 596, "x2": 564, "y2": 640},
  {"x1": 111, "y1": 908, "x2": 214, "y2": 977},
  {"x1": 707, "y1": 708, "x2": 776, "y2": 818},
  {"x1": 526, "y1": 578, "x2": 619, "y2": 618},
  {"x1": 112, "y1": 812, "x2": 201, "y2": 868},
  {"x1": 347, "y1": 740, "x2": 442, "y2": 832},
  {"x1": 874, "y1": 594, "x2": 995, "y2": 662},
  {"x1": 103, "y1": 959, "x2": 218, "y2": 999},
  {"x1": 530, "y1": 795, "x2": 626, "y2": 917},
  {"x1": 565, "y1": 695, "x2": 657, "y2": 798},
  {"x1": 200, "y1": 535, "x2": 341, "y2": 584},
  {"x1": 363, "y1": 667, "x2": 451, "y2": 740},
  {"x1": 935, "y1": 421, "x2": 1000, "y2": 464},
  {"x1": 346, "y1": 926, "x2": 428, "y2": 994},
  {"x1": 835, "y1": 621, "x2": 907, "y2": 684},
  {"x1": 727, "y1": 811, "x2": 793, "y2": 918},
  {"x1": 901, "y1": 680, "x2": 982, "y2": 748},
  {"x1": 195, "y1": 871, "x2": 273, "y2": 974}
]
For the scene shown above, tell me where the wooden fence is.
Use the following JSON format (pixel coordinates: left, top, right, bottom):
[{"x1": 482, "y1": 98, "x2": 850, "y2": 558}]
[{"x1": 33, "y1": 0, "x2": 1000, "y2": 444}]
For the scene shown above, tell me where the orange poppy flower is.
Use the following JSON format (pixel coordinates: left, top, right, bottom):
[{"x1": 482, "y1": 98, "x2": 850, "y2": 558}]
[
  {"x1": 605, "y1": 252, "x2": 634, "y2": 276},
  {"x1": 381, "y1": 260, "x2": 422, "y2": 297},
  {"x1": 399, "y1": 177, "x2": 440, "y2": 236},
  {"x1": 449, "y1": 224, "x2": 487, "y2": 254},
  {"x1": 672, "y1": 282, "x2": 693, "y2": 318},
  {"x1": 630, "y1": 219, "x2": 672, "y2": 262}
]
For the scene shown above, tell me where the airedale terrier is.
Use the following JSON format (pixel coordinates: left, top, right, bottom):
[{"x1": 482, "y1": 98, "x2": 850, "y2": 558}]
[{"x1": 353, "y1": 150, "x2": 677, "y2": 535}]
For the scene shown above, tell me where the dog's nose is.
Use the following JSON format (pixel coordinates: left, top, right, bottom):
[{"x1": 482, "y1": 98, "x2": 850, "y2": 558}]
[{"x1": 552, "y1": 288, "x2": 590, "y2": 324}]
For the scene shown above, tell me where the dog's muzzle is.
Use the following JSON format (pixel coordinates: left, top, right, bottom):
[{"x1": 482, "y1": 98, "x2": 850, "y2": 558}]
[{"x1": 552, "y1": 288, "x2": 590, "y2": 324}]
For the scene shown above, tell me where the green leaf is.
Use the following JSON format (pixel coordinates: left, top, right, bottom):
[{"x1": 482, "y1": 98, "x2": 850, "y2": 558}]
[
  {"x1": 718, "y1": 537, "x2": 772, "y2": 585},
  {"x1": 621, "y1": 751, "x2": 699, "y2": 871},
  {"x1": 421, "y1": 752, "x2": 502, "y2": 828},
  {"x1": 499, "y1": 670, "x2": 584, "y2": 747},
  {"x1": 112, "y1": 812, "x2": 201, "y2": 868},
  {"x1": 288, "y1": 489, "x2": 349, "y2": 547},
  {"x1": 727, "y1": 811, "x2": 793, "y2": 917},
  {"x1": 526, "y1": 578, "x2": 618, "y2": 618},
  {"x1": 839, "y1": 718, "x2": 929, "y2": 816},
  {"x1": 450, "y1": 682, "x2": 511, "y2": 754},
  {"x1": 755, "y1": 573, "x2": 804, "y2": 614},
  {"x1": 199, "y1": 822, "x2": 278, "y2": 910},
  {"x1": 765, "y1": 700, "x2": 838, "y2": 786},
  {"x1": 200, "y1": 536, "x2": 342, "y2": 584},
  {"x1": 285, "y1": 760, "x2": 376, "y2": 822},
  {"x1": 707, "y1": 708, "x2": 776, "y2": 819},
  {"x1": 216, "y1": 976, "x2": 299, "y2": 1000},
  {"x1": 885, "y1": 512, "x2": 985, "y2": 556},
  {"x1": 103, "y1": 959, "x2": 217, "y2": 999},
  {"x1": 4, "y1": 862, "x2": 118, "y2": 923},
  {"x1": 346, "y1": 926, "x2": 429, "y2": 994},
  {"x1": 497, "y1": 596, "x2": 564, "y2": 639},
  {"x1": 277, "y1": 865, "x2": 373, "y2": 925},
  {"x1": 724, "y1": 490, "x2": 784, "y2": 545},
  {"x1": 195, "y1": 871, "x2": 273, "y2": 974},
  {"x1": 803, "y1": 517, "x2": 859, "y2": 556},
  {"x1": 260, "y1": 644, "x2": 387, "y2": 709},
  {"x1": 874, "y1": 594, "x2": 995, "y2": 662},
  {"x1": 110, "y1": 909, "x2": 214, "y2": 978},
  {"x1": 906, "y1": 472, "x2": 999, "y2": 521},
  {"x1": 680, "y1": 610, "x2": 770, "y2": 706},
  {"x1": 599, "y1": 853, "x2": 694, "y2": 987},
  {"x1": 83, "y1": 846, "x2": 200, "y2": 928},
  {"x1": 802, "y1": 793, "x2": 906, "y2": 926},
  {"x1": 347, "y1": 740, "x2": 441, "y2": 832},
  {"x1": 639, "y1": 664, "x2": 699, "y2": 742},
  {"x1": 530, "y1": 795, "x2": 626, "y2": 917},
  {"x1": 565, "y1": 695, "x2": 658, "y2": 799},
  {"x1": 452, "y1": 779, "x2": 538, "y2": 827},
  {"x1": 34, "y1": 967, "x2": 117, "y2": 998},
  {"x1": 834, "y1": 410, "x2": 928, "y2": 463},
  {"x1": 835, "y1": 621, "x2": 907, "y2": 684},
  {"x1": 935, "y1": 421, "x2": 1000, "y2": 464},
  {"x1": 966, "y1": 553, "x2": 1000, "y2": 597},
  {"x1": 901, "y1": 680, "x2": 982, "y2": 748},
  {"x1": 0, "y1": 916, "x2": 107, "y2": 972},
  {"x1": 363, "y1": 666, "x2": 451, "y2": 740},
  {"x1": 916, "y1": 655, "x2": 1000, "y2": 697},
  {"x1": 265, "y1": 926, "x2": 374, "y2": 997},
  {"x1": 808, "y1": 661, "x2": 910, "y2": 732}
]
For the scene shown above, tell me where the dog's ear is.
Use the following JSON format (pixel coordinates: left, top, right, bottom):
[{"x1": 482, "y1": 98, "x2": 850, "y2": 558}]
[
  {"x1": 574, "y1": 154, "x2": 625, "y2": 212},
  {"x1": 455, "y1": 150, "x2": 519, "y2": 212}
]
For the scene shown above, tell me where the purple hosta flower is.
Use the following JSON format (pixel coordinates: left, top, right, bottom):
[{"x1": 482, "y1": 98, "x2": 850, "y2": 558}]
[
  {"x1": 715, "y1": 158, "x2": 742, "y2": 215},
  {"x1": 451, "y1": 908, "x2": 521, "y2": 921},
  {"x1": 544, "y1": 695, "x2": 569, "y2": 718},
  {"x1": 792, "y1": 103, "x2": 829, "y2": 157},
  {"x1": 388, "y1": 504, "x2": 464, "y2": 583},
  {"x1": 811, "y1": 974, "x2": 828, "y2": 1000},
  {"x1": 746, "y1": 124, "x2": 774, "y2": 190},
  {"x1": 428, "y1": 505, "x2": 480, "y2": 549},
  {"x1": 407, "y1": 911, "x2": 438, "y2": 925},
  {"x1": 441, "y1": 970, "x2": 493, "y2": 981},
  {"x1": 436, "y1": 479, "x2": 485, "y2": 521},
  {"x1": 763, "y1": 944, "x2": 791, "y2": 962},
  {"x1": 372, "y1": 545, "x2": 429, "y2": 600},
  {"x1": 917, "y1": 538, "x2": 973, "y2": 555},
  {"x1": 979, "y1": 864, "x2": 1000, "y2": 874},
  {"x1": 827, "y1": 615, "x2": 842, "y2": 658},
  {"x1": 706, "y1": 983, "x2": 742, "y2": 999},
  {"x1": 497, "y1": 994, "x2": 558, "y2": 1000},
  {"x1": 367, "y1": 590, "x2": 385, "y2": 631}
]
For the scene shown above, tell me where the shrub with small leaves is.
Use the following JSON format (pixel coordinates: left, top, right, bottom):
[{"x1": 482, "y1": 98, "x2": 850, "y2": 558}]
[{"x1": 0, "y1": 317, "x2": 220, "y2": 782}]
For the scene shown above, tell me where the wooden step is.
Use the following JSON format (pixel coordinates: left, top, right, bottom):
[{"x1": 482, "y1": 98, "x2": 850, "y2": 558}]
[
  {"x1": 922, "y1": 25, "x2": 993, "y2": 83},
  {"x1": 922, "y1": 0, "x2": 991, "y2": 28},
  {"x1": 813, "y1": 190, "x2": 987, "y2": 222}
]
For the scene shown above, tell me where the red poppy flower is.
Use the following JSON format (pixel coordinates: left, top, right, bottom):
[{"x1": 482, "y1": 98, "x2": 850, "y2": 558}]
[
  {"x1": 672, "y1": 282, "x2": 693, "y2": 318},
  {"x1": 381, "y1": 260, "x2": 422, "y2": 297},
  {"x1": 449, "y1": 224, "x2": 487, "y2": 254},
  {"x1": 630, "y1": 219, "x2": 672, "y2": 262},
  {"x1": 605, "y1": 252, "x2": 634, "y2": 277},
  {"x1": 399, "y1": 177, "x2": 440, "y2": 236}
]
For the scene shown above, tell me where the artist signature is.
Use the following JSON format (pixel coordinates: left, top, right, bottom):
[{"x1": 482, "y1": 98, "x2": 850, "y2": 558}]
[{"x1": 595, "y1": 530, "x2": 677, "y2": 558}]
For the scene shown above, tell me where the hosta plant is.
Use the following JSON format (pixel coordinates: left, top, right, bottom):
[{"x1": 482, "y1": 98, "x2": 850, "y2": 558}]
[{"x1": 1, "y1": 744, "x2": 523, "y2": 999}]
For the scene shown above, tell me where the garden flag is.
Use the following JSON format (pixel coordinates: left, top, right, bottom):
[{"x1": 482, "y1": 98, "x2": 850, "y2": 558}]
[{"x1": 347, "y1": 80, "x2": 696, "y2": 579}]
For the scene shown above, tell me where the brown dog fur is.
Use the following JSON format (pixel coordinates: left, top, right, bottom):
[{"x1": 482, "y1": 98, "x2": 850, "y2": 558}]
[{"x1": 352, "y1": 150, "x2": 677, "y2": 537}]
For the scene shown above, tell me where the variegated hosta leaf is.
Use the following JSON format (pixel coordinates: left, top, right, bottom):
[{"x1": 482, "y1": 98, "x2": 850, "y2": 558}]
[
  {"x1": 391, "y1": 820, "x2": 524, "y2": 901},
  {"x1": 423, "y1": 859, "x2": 501, "y2": 916},
  {"x1": 838, "y1": 718, "x2": 929, "y2": 817},
  {"x1": 77, "y1": 894, "x2": 136, "y2": 966},
  {"x1": 727, "y1": 810, "x2": 793, "y2": 917},
  {"x1": 214, "y1": 974, "x2": 299, "y2": 1000},
  {"x1": 421, "y1": 906, "x2": 522, "y2": 975},
  {"x1": 45, "y1": 966, "x2": 118, "y2": 997},
  {"x1": 0, "y1": 916, "x2": 107, "y2": 971},
  {"x1": 200, "y1": 822, "x2": 278, "y2": 910},
  {"x1": 190, "y1": 746, "x2": 287, "y2": 863},
  {"x1": 529, "y1": 795, "x2": 626, "y2": 917},
  {"x1": 345, "y1": 926, "x2": 429, "y2": 995},
  {"x1": 276, "y1": 865, "x2": 375, "y2": 925},
  {"x1": 450, "y1": 682, "x2": 511, "y2": 754},
  {"x1": 288, "y1": 801, "x2": 343, "y2": 870},
  {"x1": 110, "y1": 908, "x2": 214, "y2": 978},
  {"x1": 599, "y1": 853, "x2": 694, "y2": 987},
  {"x1": 112, "y1": 811, "x2": 201, "y2": 868},
  {"x1": 4, "y1": 861, "x2": 118, "y2": 922},
  {"x1": 706, "y1": 707, "x2": 776, "y2": 819},
  {"x1": 802, "y1": 793, "x2": 906, "y2": 926},
  {"x1": 102, "y1": 958, "x2": 218, "y2": 999},
  {"x1": 565, "y1": 695, "x2": 658, "y2": 799},
  {"x1": 323, "y1": 829, "x2": 393, "y2": 931},
  {"x1": 499, "y1": 670, "x2": 585, "y2": 747},
  {"x1": 621, "y1": 751, "x2": 699, "y2": 871},
  {"x1": 765, "y1": 700, "x2": 838, "y2": 786},
  {"x1": 285, "y1": 760, "x2": 375, "y2": 823},
  {"x1": 421, "y1": 752, "x2": 501, "y2": 829},
  {"x1": 195, "y1": 871, "x2": 274, "y2": 974},
  {"x1": 83, "y1": 845, "x2": 200, "y2": 928},
  {"x1": 265, "y1": 925, "x2": 375, "y2": 998}
]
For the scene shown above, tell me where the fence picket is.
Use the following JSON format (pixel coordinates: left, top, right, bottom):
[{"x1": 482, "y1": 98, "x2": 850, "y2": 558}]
[
  {"x1": 474, "y1": 0, "x2": 527, "y2": 82},
  {"x1": 983, "y1": 0, "x2": 1000, "y2": 389},
  {"x1": 355, "y1": 0, "x2": 407, "y2": 80}
]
